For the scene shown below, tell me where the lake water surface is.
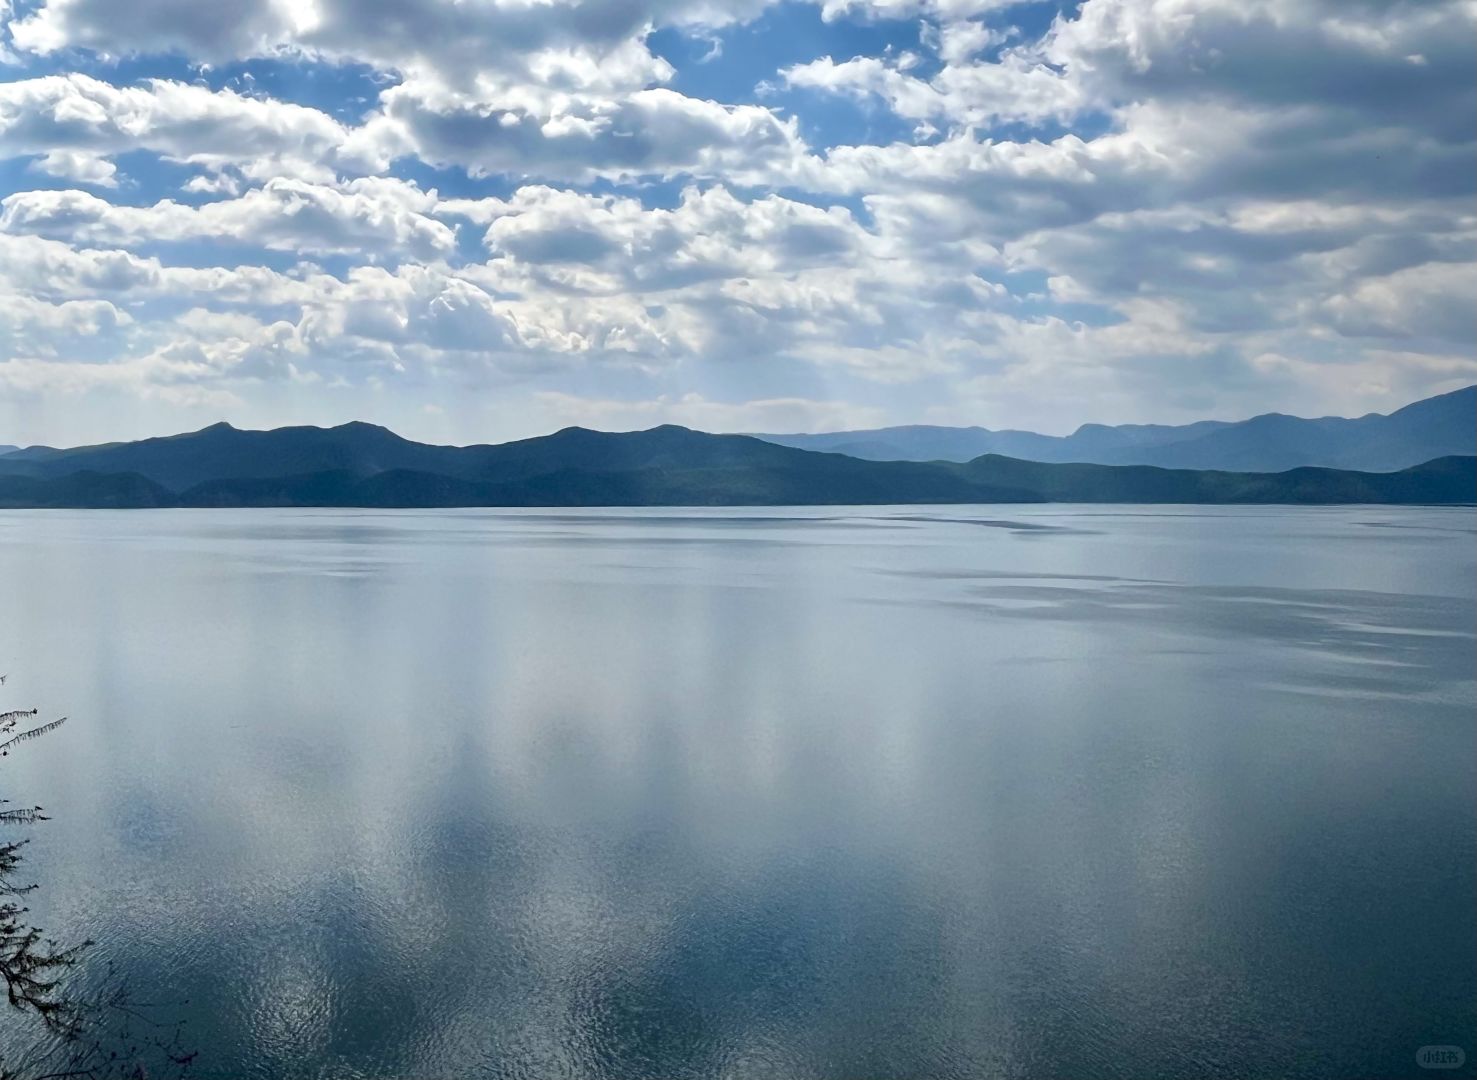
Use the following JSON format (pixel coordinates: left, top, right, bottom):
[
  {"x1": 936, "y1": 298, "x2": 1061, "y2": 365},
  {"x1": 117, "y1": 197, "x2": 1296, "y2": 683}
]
[{"x1": 1, "y1": 506, "x2": 1473, "y2": 1079}]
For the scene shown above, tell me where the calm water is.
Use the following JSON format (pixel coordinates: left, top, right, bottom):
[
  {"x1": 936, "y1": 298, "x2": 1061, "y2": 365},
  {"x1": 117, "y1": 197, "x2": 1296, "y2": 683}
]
[{"x1": 1, "y1": 506, "x2": 1473, "y2": 1079}]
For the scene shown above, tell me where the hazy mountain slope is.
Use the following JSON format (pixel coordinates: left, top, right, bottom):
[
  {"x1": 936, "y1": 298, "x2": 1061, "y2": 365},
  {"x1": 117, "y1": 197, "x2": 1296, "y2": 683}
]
[
  {"x1": 1112, "y1": 386, "x2": 1477, "y2": 471},
  {"x1": 754, "y1": 386, "x2": 1476, "y2": 470},
  {"x1": 756, "y1": 420, "x2": 1242, "y2": 463}
]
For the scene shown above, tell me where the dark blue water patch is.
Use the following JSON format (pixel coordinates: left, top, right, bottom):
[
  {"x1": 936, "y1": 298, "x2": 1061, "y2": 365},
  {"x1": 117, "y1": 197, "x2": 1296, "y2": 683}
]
[
  {"x1": 880, "y1": 568, "x2": 1169, "y2": 583},
  {"x1": 1357, "y1": 520, "x2": 1477, "y2": 536},
  {"x1": 884, "y1": 515, "x2": 1103, "y2": 534}
]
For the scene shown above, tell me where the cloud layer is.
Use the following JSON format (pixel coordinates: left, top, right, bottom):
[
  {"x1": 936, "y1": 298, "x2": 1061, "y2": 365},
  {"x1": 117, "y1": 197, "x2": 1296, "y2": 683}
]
[{"x1": 0, "y1": 0, "x2": 1472, "y2": 445}]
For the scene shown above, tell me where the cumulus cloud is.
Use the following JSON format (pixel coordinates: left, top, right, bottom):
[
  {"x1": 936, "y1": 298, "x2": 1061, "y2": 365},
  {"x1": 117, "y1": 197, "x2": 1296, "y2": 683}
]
[
  {"x1": 359, "y1": 85, "x2": 805, "y2": 183},
  {"x1": 1318, "y1": 261, "x2": 1477, "y2": 346},
  {"x1": 0, "y1": 178, "x2": 456, "y2": 258},
  {"x1": 0, "y1": 74, "x2": 366, "y2": 176},
  {"x1": 7, "y1": 0, "x2": 775, "y2": 81},
  {"x1": 814, "y1": 0, "x2": 1020, "y2": 23},
  {"x1": 783, "y1": 35, "x2": 1084, "y2": 129},
  {"x1": 26, "y1": 149, "x2": 118, "y2": 187},
  {"x1": 442, "y1": 182, "x2": 1014, "y2": 381},
  {"x1": 1046, "y1": 0, "x2": 1475, "y2": 139},
  {"x1": 0, "y1": 62, "x2": 805, "y2": 187},
  {"x1": 0, "y1": 294, "x2": 130, "y2": 361},
  {"x1": 450, "y1": 185, "x2": 868, "y2": 288}
]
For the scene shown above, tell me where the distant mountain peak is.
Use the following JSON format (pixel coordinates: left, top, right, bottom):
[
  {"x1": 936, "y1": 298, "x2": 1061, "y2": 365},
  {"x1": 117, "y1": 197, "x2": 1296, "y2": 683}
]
[
  {"x1": 546, "y1": 424, "x2": 701, "y2": 440},
  {"x1": 753, "y1": 386, "x2": 1475, "y2": 472}
]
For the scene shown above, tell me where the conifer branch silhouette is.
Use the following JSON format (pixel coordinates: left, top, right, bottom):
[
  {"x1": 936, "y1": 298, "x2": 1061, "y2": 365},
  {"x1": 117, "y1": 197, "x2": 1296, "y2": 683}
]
[{"x1": 0, "y1": 681, "x2": 193, "y2": 1079}]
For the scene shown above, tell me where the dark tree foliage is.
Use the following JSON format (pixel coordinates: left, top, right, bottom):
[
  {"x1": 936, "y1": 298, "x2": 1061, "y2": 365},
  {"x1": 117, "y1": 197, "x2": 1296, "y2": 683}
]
[{"x1": 0, "y1": 694, "x2": 196, "y2": 1080}]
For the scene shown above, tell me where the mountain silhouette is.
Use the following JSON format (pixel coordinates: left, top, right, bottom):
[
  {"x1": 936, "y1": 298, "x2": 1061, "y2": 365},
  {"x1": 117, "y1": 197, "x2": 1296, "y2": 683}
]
[
  {"x1": 0, "y1": 422, "x2": 1470, "y2": 508},
  {"x1": 754, "y1": 386, "x2": 1476, "y2": 471}
]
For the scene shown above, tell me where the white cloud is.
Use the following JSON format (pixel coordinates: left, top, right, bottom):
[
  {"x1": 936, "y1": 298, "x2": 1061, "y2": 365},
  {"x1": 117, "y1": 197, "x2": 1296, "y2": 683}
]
[
  {"x1": 815, "y1": 0, "x2": 1020, "y2": 23},
  {"x1": 361, "y1": 84, "x2": 806, "y2": 183},
  {"x1": 443, "y1": 183, "x2": 1015, "y2": 382},
  {"x1": 0, "y1": 232, "x2": 165, "y2": 297},
  {"x1": 1318, "y1": 261, "x2": 1477, "y2": 345},
  {"x1": 0, "y1": 177, "x2": 456, "y2": 258},
  {"x1": 0, "y1": 73, "x2": 365, "y2": 176},
  {"x1": 0, "y1": 294, "x2": 130, "y2": 360},
  {"x1": 453, "y1": 184, "x2": 869, "y2": 288},
  {"x1": 784, "y1": 31, "x2": 1084, "y2": 128},
  {"x1": 26, "y1": 148, "x2": 118, "y2": 186},
  {"x1": 8, "y1": 0, "x2": 775, "y2": 81}
]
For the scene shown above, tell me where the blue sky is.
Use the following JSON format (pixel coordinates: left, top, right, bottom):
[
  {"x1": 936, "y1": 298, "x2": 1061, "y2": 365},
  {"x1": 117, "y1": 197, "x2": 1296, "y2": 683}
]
[{"x1": 0, "y1": 0, "x2": 1472, "y2": 446}]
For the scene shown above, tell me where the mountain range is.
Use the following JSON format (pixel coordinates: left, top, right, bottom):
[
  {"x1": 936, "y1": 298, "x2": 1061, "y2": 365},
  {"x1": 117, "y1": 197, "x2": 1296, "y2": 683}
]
[
  {"x1": 0, "y1": 419, "x2": 1471, "y2": 508},
  {"x1": 754, "y1": 386, "x2": 1476, "y2": 471}
]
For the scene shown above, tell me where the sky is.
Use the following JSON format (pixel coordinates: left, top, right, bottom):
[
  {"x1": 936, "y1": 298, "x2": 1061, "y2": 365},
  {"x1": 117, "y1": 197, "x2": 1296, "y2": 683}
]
[{"x1": 0, "y1": 0, "x2": 1473, "y2": 447}]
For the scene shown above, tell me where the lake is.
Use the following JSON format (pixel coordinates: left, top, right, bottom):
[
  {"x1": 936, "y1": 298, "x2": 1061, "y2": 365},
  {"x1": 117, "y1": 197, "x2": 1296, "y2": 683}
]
[{"x1": 1, "y1": 506, "x2": 1473, "y2": 1079}]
